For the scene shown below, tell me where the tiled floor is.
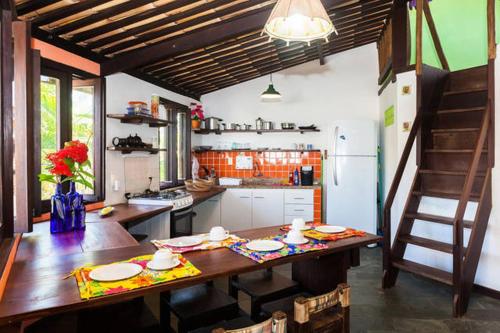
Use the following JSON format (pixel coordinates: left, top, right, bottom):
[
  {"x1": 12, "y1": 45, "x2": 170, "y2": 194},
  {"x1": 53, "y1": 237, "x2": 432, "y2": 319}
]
[{"x1": 147, "y1": 247, "x2": 500, "y2": 332}]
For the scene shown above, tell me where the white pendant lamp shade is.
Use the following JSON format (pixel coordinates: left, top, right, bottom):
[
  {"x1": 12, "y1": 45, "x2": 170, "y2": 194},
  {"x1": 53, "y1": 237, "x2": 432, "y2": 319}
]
[{"x1": 263, "y1": 0, "x2": 337, "y2": 44}]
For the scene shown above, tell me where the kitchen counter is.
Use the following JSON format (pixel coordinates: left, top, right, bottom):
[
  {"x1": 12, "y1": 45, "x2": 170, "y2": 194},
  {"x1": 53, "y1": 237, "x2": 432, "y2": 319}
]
[
  {"x1": 86, "y1": 203, "x2": 173, "y2": 225},
  {"x1": 188, "y1": 186, "x2": 227, "y2": 206},
  {"x1": 221, "y1": 184, "x2": 321, "y2": 189}
]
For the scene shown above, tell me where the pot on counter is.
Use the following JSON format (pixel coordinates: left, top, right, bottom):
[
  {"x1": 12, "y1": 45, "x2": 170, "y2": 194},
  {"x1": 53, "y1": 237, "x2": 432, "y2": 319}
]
[
  {"x1": 281, "y1": 123, "x2": 295, "y2": 130},
  {"x1": 243, "y1": 124, "x2": 252, "y2": 130},
  {"x1": 205, "y1": 117, "x2": 223, "y2": 130},
  {"x1": 256, "y1": 117, "x2": 264, "y2": 130}
]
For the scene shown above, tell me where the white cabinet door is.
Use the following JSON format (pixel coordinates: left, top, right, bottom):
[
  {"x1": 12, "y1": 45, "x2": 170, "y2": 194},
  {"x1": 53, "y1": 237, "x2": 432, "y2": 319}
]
[
  {"x1": 193, "y1": 195, "x2": 221, "y2": 234},
  {"x1": 252, "y1": 189, "x2": 284, "y2": 228},
  {"x1": 221, "y1": 189, "x2": 252, "y2": 232}
]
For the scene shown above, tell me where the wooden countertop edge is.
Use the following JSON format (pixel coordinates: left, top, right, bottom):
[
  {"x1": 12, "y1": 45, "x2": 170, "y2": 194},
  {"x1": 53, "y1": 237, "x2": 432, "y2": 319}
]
[
  {"x1": 0, "y1": 235, "x2": 22, "y2": 302},
  {"x1": 85, "y1": 204, "x2": 173, "y2": 225}
]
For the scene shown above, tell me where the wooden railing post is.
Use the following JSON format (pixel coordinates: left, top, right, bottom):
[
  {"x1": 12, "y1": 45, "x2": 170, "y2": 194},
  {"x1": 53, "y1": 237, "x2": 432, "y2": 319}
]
[
  {"x1": 487, "y1": 0, "x2": 495, "y2": 168},
  {"x1": 415, "y1": 0, "x2": 423, "y2": 75},
  {"x1": 423, "y1": 1, "x2": 449, "y2": 71}
]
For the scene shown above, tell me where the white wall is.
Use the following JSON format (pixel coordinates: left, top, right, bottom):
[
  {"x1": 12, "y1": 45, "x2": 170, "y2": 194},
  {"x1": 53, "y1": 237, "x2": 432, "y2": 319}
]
[
  {"x1": 105, "y1": 73, "x2": 197, "y2": 205},
  {"x1": 381, "y1": 59, "x2": 500, "y2": 291},
  {"x1": 196, "y1": 43, "x2": 380, "y2": 151}
]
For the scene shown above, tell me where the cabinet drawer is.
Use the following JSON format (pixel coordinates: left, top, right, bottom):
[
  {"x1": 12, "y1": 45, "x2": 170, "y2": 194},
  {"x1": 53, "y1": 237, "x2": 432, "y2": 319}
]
[
  {"x1": 284, "y1": 215, "x2": 314, "y2": 225},
  {"x1": 284, "y1": 204, "x2": 314, "y2": 216},
  {"x1": 284, "y1": 189, "x2": 314, "y2": 205}
]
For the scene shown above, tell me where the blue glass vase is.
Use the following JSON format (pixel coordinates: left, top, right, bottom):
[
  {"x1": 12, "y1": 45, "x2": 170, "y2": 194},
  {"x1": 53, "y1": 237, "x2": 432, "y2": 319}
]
[
  {"x1": 50, "y1": 183, "x2": 71, "y2": 233},
  {"x1": 67, "y1": 181, "x2": 86, "y2": 231}
]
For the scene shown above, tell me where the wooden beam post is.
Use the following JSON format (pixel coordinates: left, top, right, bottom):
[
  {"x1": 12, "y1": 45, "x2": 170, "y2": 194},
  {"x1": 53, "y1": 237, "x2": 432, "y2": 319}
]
[
  {"x1": 415, "y1": 0, "x2": 423, "y2": 76},
  {"x1": 488, "y1": 0, "x2": 496, "y2": 60},
  {"x1": 13, "y1": 21, "x2": 35, "y2": 233},
  {"x1": 391, "y1": 0, "x2": 410, "y2": 73},
  {"x1": 0, "y1": 8, "x2": 14, "y2": 239}
]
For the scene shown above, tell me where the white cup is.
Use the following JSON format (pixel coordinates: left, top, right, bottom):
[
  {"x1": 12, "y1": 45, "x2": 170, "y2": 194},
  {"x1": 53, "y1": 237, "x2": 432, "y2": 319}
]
[
  {"x1": 292, "y1": 218, "x2": 306, "y2": 231},
  {"x1": 152, "y1": 249, "x2": 178, "y2": 266},
  {"x1": 286, "y1": 229, "x2": 305, "y2": 244},
  {"x1": 209, "y1": 226, "x2": 229, "y2": 241}
]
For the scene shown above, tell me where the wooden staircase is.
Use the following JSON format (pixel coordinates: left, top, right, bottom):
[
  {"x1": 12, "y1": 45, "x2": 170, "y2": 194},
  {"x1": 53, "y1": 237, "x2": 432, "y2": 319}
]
[{"x1": 382, "y1": 65, "x2": 494, "y2": 317}]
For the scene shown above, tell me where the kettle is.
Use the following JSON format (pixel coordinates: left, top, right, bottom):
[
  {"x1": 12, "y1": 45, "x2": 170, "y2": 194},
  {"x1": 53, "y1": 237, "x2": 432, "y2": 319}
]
[{"x1": 256, "y1": 117, "x2": 264, "y2": 130}]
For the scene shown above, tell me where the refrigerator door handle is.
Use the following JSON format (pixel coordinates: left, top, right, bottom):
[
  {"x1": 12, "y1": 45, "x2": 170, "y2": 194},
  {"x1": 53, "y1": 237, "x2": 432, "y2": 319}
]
[{"x1": 333, "y1": 126, "x2": 339, "y2": 186}]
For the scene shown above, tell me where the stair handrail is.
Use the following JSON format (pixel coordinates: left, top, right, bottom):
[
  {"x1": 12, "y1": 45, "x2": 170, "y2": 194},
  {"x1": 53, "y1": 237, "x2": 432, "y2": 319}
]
[
  {"x1": 451, "y1": 98, "x2": 491, "y2": 316},
  {"x1": 382, "y1": 110, "x2": 422, "y2": 279}
]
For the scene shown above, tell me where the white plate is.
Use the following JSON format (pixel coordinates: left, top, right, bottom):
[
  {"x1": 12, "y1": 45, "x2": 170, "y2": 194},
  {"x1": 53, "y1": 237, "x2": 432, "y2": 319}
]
[
  {"x1": 315, "y1": 225, "x2": 346, "y2": 234},
  {"x1": 89, "y1": 263, "x2": 143, "y2": 282},
  {"x1": 164, "y1": 236, "x2": 203, "y2": 247},
  {"x1": 147, "y1": 259, "x2": 180, "y2": 271},
  {"x1": 245, "y1": 240, "x2": 284, "y2": 252},
  {"x1": 282, "y1": 237, "x2": 309, "y2": 245}
]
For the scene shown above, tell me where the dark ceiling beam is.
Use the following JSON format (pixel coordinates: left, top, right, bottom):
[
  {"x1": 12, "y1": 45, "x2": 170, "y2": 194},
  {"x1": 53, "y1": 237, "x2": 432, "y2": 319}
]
[
  {"x1": 33, "y1": 0, "x2": 109, "y2": 27},
  {"x1": 15, "y1": 0, "x2": 57, "y2": 17},
  {"x1": 97, "y1": 0, "x2": 272, "y2": 55},
  {"x1": 100, "y1": 0, "x2": 345, "y2": 76},
  {"x1": 70, "y1": 0, "x2": 198, "y2": 43},
  {"x1": 52, "y1": 0, "x2": 153, "y2": 36}
]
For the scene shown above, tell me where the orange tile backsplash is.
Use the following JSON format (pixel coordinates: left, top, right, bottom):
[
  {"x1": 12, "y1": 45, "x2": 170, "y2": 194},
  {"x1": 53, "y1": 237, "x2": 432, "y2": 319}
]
[
  {"x1": 195, "y1": 150, "x2": 323, "y2": 223},
  {"x1": 195, "y1": 151, "x2": 322, "y2": 180}
]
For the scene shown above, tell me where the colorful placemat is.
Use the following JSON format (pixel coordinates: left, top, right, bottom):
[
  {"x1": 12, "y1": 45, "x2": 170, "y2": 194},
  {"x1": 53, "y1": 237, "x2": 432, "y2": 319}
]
[
  {"x1": 151, "y1": 234, "x2": 247, "y2": 253},
  {"x1": 73, "y1": 255, "x2": 201, "y2": 299},
  {"x1": 303, "y1": 228, "x2": 366, "y2": 241},
  {"x1": 228, "y1": 235, "x2": 328, "y2": 263}
]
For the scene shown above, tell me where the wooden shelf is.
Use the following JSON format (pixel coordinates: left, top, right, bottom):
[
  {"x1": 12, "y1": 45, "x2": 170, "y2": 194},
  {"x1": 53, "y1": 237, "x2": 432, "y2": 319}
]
[
  {"x1": 107, "y1": 146, "x2": 161, "y2": 155},
  {"x1": 193, "y1": 128, "x2": 320, "y2": 135},
  {"x1": 107, "y1": 114, "x2": 171, "y2": 127}
]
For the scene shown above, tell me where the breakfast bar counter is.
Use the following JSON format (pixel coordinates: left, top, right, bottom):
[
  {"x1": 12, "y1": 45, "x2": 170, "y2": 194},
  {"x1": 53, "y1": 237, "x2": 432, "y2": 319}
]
[
  {"x1": 188, "y1": 186, "x2": 227, "y2": 206},
  {"x1": 85, "y1": 204, "x2": 173, "y2": 225},
  {"x1": 0, "y1": 226, "x2": 380, "y2": 330}
]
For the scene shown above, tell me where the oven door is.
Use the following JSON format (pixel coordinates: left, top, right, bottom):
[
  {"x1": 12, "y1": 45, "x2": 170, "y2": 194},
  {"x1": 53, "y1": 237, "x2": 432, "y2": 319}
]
[{"x1": 170, "y1": 206, "x2": 195, "y2": 238}]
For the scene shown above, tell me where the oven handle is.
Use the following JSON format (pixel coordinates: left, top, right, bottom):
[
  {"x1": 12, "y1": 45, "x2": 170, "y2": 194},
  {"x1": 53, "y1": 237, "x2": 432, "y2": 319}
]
[{"x1": 172, "y1": 207, "x2": 195, "y2": 219}]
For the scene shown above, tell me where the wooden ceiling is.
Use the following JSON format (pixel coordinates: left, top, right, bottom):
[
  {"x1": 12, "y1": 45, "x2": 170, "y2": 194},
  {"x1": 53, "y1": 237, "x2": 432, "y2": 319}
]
[{"x1": 15, "y1": 0, "x2": 393, "y2": 99}]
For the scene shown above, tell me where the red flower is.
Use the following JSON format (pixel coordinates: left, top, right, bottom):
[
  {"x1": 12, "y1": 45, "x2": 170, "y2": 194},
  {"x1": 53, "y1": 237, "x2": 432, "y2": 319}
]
[
  {"x1": 63, "y1": 140, "x2": 89, "y2": 164},
  {"x1": 50, "y1": 160, "x2": 73, "y2": 177}
]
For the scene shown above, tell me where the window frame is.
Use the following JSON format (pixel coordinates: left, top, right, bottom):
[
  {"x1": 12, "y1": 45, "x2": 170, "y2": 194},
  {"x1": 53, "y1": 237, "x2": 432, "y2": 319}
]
[
  {"x1": 159, "y1": 97, "x2": 191, "y2": 190},
  {"x1": 34, "y1": 59, "x2": 105, "y2": 215}
]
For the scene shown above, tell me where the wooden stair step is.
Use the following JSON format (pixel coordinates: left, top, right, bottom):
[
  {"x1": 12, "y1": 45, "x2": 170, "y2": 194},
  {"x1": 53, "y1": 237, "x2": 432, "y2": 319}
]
[
  {"x1": 398, "y1": 235, "x2": 454, "y2": 254},
  {"x1": 418, "y1": 169, "x2": 486, "y2": 177},
  {"x1": 413, "y1": 190, "x2": 481, "y2": 201},
  {"x1": 405, "y1": 212, "x2": 474, "y2": 228},
  {"x1": 431, "y1": 128, "x2": 480, "y2": 133},
  {"x1": 425, "y1": 149, "x2": 488, "y2": 154},
  {"x1": 436, "y1": 107, "x2": 485, "y2": 115},
  {"x1": 392, "y1": 259, "x2": 453, "y2": 285},
  {"x1": 442, "y1": 87, "x2": 488, "y2": 96}
]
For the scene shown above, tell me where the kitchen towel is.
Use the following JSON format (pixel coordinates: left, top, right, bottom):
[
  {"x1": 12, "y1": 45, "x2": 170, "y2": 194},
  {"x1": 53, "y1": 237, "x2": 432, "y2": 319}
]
[
  {"x1": 228, "y1": 235, "x2": 328, "y2": 263},
  {"x1": 73, "y1": 255, "x2": 201, "y2": 299},
  {"x1": 151, "y1": 234, "x2": 246, "y2": 253}
]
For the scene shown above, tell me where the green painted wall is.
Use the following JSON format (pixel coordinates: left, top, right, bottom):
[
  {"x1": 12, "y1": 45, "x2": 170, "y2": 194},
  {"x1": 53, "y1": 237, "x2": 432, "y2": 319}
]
[{"x1": 409, "y1": 0, "x2": 500, "y2": 71}]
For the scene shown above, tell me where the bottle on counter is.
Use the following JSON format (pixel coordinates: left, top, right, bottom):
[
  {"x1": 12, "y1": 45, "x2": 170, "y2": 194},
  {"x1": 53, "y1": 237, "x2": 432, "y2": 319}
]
[
  {"x1": 293, "y1": 168, "x2": 300, "y2": 186},
  {"x1": 288, "y1": 171, "x2": 294, "y2": 185}
]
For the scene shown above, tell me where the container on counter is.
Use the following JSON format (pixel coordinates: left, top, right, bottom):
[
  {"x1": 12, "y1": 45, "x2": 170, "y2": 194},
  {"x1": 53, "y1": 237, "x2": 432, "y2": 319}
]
[{"x1": 151, "y1": 94, "x2": 159, "y2": 118}]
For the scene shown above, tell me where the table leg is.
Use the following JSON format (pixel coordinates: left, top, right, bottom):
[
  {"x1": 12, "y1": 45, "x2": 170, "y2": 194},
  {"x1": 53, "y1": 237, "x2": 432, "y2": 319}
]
[
  {"x1": 0, "y1": 323, "x2": 21, "y2": 333},
  {"x1": 292, "y1": 250, "x2": 355, "y2": 295}
]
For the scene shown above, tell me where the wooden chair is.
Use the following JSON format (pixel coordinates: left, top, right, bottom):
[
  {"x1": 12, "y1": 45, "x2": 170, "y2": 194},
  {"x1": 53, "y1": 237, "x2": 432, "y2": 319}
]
[
  {"x1": 211, "y1": 311, "x2": 287, "y2": 333},
  {"x1": 261, "y1": 284, "x2": 351, "y2": 333},
  {"x1": 229, "y1": 268, "x2": 300, "y2": 321}
]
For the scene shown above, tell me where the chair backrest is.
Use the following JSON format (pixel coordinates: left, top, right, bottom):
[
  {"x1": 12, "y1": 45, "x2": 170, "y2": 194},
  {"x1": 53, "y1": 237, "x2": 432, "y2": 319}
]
[
  {"x1": 294, "y1": 283, "x2": 350, "y2": 333},
  {"x1": 212, "y1": 311, "x2": 287, "y2": 333}
]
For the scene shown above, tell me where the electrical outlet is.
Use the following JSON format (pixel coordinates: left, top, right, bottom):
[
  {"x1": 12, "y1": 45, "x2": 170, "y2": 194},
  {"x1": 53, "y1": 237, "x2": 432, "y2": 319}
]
[
  {"x1": 402, "y1": 85, "x2": 411, "y2": 95},
  {"x1": 227, "y1": 157, "x2": 233, "y2": 165}
]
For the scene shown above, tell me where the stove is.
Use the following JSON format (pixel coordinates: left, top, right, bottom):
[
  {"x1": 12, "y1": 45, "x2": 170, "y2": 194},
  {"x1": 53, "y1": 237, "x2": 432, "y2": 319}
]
[{"x1": 127, "y1": 189, "x2": 193, "y2": 211}]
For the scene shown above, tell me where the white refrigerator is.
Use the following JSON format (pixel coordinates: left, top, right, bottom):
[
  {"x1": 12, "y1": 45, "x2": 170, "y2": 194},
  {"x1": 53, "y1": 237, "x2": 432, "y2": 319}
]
[{"x1": 326, "y1": 120, "x2": 378, "y2": 235}]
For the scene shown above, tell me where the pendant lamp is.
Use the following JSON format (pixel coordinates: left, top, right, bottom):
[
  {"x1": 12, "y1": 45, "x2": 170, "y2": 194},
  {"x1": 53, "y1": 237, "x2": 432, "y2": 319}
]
[
  {"x1": 261, "y1": 74, "x2": 282, "y2": 102},
  {"x1": 263, "y1": 0, "x2": 337, "y2": 45}
]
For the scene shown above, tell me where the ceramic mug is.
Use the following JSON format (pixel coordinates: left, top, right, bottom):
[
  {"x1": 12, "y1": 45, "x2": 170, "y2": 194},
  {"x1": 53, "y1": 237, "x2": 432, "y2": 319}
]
[
  {"x1": 286, "y1": 229, "x2": 304, "y2": 243},
  {"x1": 152, "y1": 249, "x2": 178, "y2": 266},
  {"x1": 209, "y1": 226, "x2": 229, "y2": 241},
  {"x1": 292, "y1": 218, "x2": 306, "y2": 231}
]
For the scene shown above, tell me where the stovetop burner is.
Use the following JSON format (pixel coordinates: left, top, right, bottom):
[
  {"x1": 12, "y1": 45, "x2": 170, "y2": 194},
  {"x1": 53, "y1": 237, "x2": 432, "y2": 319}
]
[{"x1": 126, "y1": 189, "x2": 193, "y2": 210}]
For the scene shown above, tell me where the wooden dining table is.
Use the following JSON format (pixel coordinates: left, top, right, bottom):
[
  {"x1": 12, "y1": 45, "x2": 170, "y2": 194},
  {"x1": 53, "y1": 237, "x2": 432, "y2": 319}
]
[{"x1": 0, "y1": 226, "x2": 380, "y2": 332}]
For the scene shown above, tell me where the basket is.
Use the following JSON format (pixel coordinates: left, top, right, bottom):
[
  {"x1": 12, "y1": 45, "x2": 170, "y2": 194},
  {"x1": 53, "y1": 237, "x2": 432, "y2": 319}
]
[{"x1": 185, "y1": 178, "x2": 215, "y2": 192}]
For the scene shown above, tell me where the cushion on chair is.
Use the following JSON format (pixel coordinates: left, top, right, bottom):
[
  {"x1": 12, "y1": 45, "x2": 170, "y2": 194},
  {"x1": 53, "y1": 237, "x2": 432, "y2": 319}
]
[{"x1": 232, "y1": 271, "x2": 300, "y2": 300}]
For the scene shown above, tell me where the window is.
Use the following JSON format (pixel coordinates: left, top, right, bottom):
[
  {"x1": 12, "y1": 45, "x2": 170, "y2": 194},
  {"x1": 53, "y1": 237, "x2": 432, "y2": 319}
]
[
  {"x1": 159, "y1": 98, "x2": 191, "y2": 189},
  {"x1": 35, "y1": 62, "x2": 104, "y2": 215}
]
